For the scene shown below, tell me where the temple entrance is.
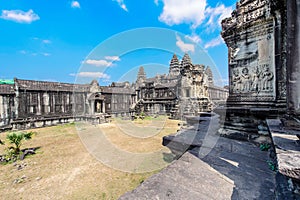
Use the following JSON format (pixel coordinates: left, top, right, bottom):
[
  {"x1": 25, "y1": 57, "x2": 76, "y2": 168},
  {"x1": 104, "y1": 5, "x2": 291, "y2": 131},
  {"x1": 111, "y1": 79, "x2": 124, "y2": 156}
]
[
  {"x1": 94, "y1": 100, "x2": 103, "y2": 113},
  {"x1": 88, "y1": 93, "x2": 105, "y2": 115}
]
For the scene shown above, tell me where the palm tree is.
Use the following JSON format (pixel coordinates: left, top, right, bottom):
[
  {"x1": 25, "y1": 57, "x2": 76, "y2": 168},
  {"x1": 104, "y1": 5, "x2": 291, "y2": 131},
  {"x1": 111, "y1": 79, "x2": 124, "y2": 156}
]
[{"x1": 6, "y1": 131, "x2": 33, "y2": 154}]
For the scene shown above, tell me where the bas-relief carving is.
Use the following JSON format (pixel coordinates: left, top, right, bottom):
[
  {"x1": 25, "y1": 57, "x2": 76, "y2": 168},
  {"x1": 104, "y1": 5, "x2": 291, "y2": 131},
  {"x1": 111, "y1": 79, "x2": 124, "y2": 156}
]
[
  {"x1": 229, "y1": 34, "x2": 275, "y2": 97},
  {"x1": 222, "y1": 0, "x2": 270, "y2": 32}
]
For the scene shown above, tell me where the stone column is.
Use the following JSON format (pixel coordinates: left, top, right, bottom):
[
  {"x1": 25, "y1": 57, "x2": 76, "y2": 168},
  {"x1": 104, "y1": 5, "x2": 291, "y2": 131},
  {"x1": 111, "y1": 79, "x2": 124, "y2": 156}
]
[
  {"x1": 83, "y1": 93, "x2": 86, "y2": 114},
  {"x1": 37, "y1": 93, "x2": 41, "y2": 115},
  {"x1": 91, "y1": 100, "x2": 95, "y2": 115},
  {"x1": 287, "y1": 0, "x2": 300, "y2": 115},
  {"x1": 102, "y1": 101, "x2": 105, "y2": 113}
]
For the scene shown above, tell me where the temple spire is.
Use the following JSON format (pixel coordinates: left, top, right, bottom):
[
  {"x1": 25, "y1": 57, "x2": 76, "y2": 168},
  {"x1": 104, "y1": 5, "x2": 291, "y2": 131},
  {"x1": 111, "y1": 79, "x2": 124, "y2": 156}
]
[
  {"x1": 169, "y1": 54, "x2": 180, "y2": 76},
  {"x1": 205, "y1": 66, "x2": 214, "y2": 85},
  {"x1": 136, "y1": 66, "x2": 146, "y2": 84},
  {"x1": 181, "y1": 53, "x2": 192, "y2": 67}
]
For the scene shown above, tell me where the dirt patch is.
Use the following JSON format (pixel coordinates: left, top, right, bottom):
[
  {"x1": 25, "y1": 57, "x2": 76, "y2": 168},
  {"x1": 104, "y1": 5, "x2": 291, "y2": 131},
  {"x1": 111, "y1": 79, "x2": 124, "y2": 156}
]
[{"x1": 0, "y1": 118, "x2": 179, "y2": 199}]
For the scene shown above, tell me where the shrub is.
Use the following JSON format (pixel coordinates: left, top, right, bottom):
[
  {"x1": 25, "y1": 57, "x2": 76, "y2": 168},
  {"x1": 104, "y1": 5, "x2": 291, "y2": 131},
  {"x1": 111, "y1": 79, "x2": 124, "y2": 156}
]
[
  {"x1": 267, "y1": 160, "x2": 277, "y2": 171},
  {"x1": 6, "y1": 131, "x2": 34, "y2": 154},
  {"x1": 260, "y1": 143, "x2": 271, "y2": 151}
]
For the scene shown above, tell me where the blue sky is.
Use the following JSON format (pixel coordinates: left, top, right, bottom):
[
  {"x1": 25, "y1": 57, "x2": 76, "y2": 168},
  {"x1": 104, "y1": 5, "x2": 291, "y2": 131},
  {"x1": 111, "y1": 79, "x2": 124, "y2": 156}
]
[{"x1": 0, "y1": 0, "x2": 237, "y2": 86}]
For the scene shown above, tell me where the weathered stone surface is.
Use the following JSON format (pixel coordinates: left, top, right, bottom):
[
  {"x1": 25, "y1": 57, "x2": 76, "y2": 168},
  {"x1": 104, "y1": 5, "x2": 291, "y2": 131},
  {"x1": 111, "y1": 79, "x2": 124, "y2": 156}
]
[
  {"x1": 163, "y1": 114, "x2": 219, "y2": 155},
  {"x1": 286, "y1": 0, "x2": 300, "y2": 116},
  {"x1": 120, "y1": 137, "x2": 276, "y2": 200},
  {"x1": 134, "y1": 54, "x2": 228, "y2": 119},
  {"x1": 268, "y1": 121, "x2": 300, "y2": 182},
  {"x1": 217, "y1": 0, "x2": 291, "y2": 141},
  {"x1": 267, "y1": 118, "x2": 300, "y2": 183}
]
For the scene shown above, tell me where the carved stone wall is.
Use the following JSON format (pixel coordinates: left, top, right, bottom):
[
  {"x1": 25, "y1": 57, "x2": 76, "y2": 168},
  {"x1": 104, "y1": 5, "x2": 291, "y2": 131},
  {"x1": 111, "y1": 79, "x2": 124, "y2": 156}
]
[
  {"x1": 217, "y1": 0, "x2": 291, "y2": 142},
  {"x1": 222, "y1": 0, "x2": 286, "y2": 108},
  {"x1": 228, "y1": 30, "x2": 275, "y2": 101}
]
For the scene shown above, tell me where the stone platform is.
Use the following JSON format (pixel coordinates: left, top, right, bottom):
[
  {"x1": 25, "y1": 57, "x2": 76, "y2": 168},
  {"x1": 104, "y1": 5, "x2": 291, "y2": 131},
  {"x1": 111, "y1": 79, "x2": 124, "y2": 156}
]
[
  {"x1": 120, "y1": 137, "x2": 276, "y2": 200},
  {"x1": 267, "y1": 119, "x2": 300, "y2": 199}
]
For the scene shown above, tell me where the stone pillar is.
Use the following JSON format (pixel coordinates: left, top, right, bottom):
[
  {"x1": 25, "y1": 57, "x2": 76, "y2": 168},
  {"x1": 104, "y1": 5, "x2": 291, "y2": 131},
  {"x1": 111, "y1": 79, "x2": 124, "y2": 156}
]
[
  {"x1": 0, "y1": 96, "x2": 4, "y2": 126},
  {"x1": 216, "y1": 0, "x2": 289, "y2": 143},
  {"x1": 83, "y1": 93, "x2": 86, "y2": 114},
  {"x1": 43, "y1": 93, "x2": 50, "y2": 114},
  {"x1": 287, "y1": 0, "x2": 300, "y2": 115},
  {"x1": 37, "y1": 93, "x2": 41, "y2": 115},
  {"x1": 91, "y1": 100, "x2": 95, "y2": 115},
  {"x1": 102, "y1": 101, "x2": 105, "y2": 113}
]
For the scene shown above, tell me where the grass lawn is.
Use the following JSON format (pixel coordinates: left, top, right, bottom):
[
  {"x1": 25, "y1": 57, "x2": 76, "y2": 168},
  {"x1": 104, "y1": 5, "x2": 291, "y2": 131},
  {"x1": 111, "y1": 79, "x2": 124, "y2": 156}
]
[{"x1": 0, "y1": 117, "x2": 179, "y2": 199}]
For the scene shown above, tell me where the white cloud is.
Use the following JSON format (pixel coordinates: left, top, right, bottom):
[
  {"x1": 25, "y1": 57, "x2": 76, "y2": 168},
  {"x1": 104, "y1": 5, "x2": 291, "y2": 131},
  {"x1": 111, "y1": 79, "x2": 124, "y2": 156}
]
[
  {"x1": 204, "y1": 36, "x2": 224, "y2": 49},
  {"x1": 85, "y1": 59, "x2": 112, "y2": 67},
  {"x1": 157, "y1": 1, "x2": 233, "y2": 31},
  {"x1": 0, "y1": 9, "x2": 40, "y2": 23},
  {"x1": 42, "y1": 39, "x2": 51, "y2": 44},
  {"x1": 113, "y1": 0, "x2": 128, "y2": 12},
  {"x1": 42, "y1": 53, "x2": 51, "y2": 56},
  {"x1": 104, "y1": 56, "x2": 120, "y2": 61},
  {"x1": 205, "y1": 4, "x2": 233, "y2": 32},
  {"x1": 185, "y1": 34, "x2": 201, "y2": 44},
  {"x1": 71, "y1": 1, "x2": 81, "y2": 8},
  {"x1": 85, "y1": 56, "x2": 121, "y2": 67},
  {"x1": 158, "y1": 0, "x2": 206, "y2": 29},
  {"x1": 70, "y1": 72, "x2": 110, "y2": 80},
  {"x1": 176, "y1": 34, "x2": 195, "y2": 53}
]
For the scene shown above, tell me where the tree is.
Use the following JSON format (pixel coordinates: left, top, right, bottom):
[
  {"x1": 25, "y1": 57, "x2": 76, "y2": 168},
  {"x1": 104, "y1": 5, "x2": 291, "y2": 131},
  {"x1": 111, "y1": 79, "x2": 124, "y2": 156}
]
[{"x1": 6, "y1": 131, "x2": 34, "y2": 154}]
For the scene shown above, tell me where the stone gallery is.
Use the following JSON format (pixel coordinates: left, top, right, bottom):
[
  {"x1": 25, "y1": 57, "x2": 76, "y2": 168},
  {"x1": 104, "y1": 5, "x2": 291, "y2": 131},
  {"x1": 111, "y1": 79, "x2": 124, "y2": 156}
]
[
  {"x1": 0, "y1": 53, "x2": 228, "y2": 130},
  {"x1": 135, "y1": 53, "x2": 228, "y2": 119}
]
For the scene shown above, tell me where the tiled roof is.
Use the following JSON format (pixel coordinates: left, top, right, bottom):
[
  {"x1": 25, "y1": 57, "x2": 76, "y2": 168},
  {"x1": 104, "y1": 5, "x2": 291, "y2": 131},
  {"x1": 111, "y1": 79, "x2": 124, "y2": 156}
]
[
  {"x1": 101, "y1": 86, "x2": 135, "y2": 94},
  {"x1": 144, "y1": 78, "x2": 156, "y2": 83},
  {"x1": 15, "y1": 79, "x2": 90, "y2": 92},
  {"x1": 0, "y1": 84, "x2": 14, "y2": 94},
  {"x1": 0, "y1": 79, "x2": 14, "y2": 84},
  {"x1": 155, "y1": 81, "x2": 178, "y2": 88}
]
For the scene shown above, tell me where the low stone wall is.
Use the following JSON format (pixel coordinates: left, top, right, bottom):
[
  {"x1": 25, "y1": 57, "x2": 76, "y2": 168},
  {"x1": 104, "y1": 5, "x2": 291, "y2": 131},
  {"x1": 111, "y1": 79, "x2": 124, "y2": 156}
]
[{"x1": 0, "y1": 115, "x2": 111, "y2": 132}]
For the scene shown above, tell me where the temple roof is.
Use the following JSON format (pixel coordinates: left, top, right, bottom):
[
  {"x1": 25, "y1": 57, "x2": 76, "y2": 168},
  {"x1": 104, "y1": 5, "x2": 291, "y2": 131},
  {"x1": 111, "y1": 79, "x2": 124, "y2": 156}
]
[
  {"x1": 0, "y1": 84, "x2": 14, "y2": 94},
  {"x1": 15, "y1": 78, "x2": 90, "y2": 92},
  {"x1": 101, "y1": 86, "x2": 135, "y2": 94},
  {"x1": 0, "y1": 79, "x2": 14, "y2": 85},
  {"x1": 155, "y1": 81, "x2": 177, "y2": 89},
  {"x1": 144, "y1": 77, "x2": 156, "y2": 83}
]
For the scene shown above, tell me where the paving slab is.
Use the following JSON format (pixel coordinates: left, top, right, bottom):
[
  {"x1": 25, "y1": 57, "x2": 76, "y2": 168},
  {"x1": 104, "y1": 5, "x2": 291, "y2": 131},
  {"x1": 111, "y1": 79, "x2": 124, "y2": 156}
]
[
  {"x1": 120, "y1": 137, "x2": 276, "y2": 200},
  {"x1": 267, "y1": 119, "x2": 300, "y2": 181},
  {"x1": 266, "y1": 119, "x2": 300, "y2": 199}
]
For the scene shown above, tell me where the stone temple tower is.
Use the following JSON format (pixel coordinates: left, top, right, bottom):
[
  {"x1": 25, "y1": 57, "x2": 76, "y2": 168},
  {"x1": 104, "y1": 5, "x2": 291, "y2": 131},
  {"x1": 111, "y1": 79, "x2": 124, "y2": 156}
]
[
  {"x1": 181, "y1": 53, "x2": 192, "y2": 73},
  {"x1": 205, "y1": 67, "x2": 214, "y2": 86},
  {"x1": 169, "y1": 54, "x2": 180, "y2": 77},
  {"x1": 136, "y1": 66, "x2": 146, "y2": 86}
]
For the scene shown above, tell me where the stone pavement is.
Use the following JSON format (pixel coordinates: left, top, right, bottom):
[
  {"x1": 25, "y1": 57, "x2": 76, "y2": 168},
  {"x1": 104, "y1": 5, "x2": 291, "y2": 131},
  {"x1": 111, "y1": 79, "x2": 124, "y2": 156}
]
[
  {"x1": 267, "y1": 119, "x2": 300, "y2": 199},
  {"x1": 120, "y1": 136, "x2": 276, "y2": 200}
]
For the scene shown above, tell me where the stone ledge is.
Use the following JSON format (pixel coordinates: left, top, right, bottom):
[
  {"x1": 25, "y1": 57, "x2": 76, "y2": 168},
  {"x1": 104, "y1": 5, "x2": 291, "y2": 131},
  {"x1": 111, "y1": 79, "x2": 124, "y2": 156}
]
[
  {"x1": 120, "y1": 137, "x2": 276, "y2": 200},
  {"x1": 267, "y1": 119, "x2": 300, "y2": 181}
]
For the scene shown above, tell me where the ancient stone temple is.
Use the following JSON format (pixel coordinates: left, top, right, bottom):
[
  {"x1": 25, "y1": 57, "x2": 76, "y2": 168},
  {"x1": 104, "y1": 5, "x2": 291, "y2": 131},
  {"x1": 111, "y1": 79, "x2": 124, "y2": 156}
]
[
  {"x1": 218, "y1": 0, "x2": 295, "y2": 142},
  {"x1": 0, "y1": 54, "x2": 228, "y2": 130},
  {"x1": 217, "y1": 1, "x2": 300, "y2": 197},
  {"x1": 0, "y1": 78, "x2": 135, "y2": 130},
  {"x1": 134, "y1": 53, "x2": 228, "y2": 119}
]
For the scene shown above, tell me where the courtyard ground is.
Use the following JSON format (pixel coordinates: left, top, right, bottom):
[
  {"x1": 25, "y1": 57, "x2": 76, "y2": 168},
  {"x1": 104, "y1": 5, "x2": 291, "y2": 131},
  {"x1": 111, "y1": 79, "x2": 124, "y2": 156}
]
[{"x1": 0, "y1": 117, "x2": 179, "y2": 199}]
